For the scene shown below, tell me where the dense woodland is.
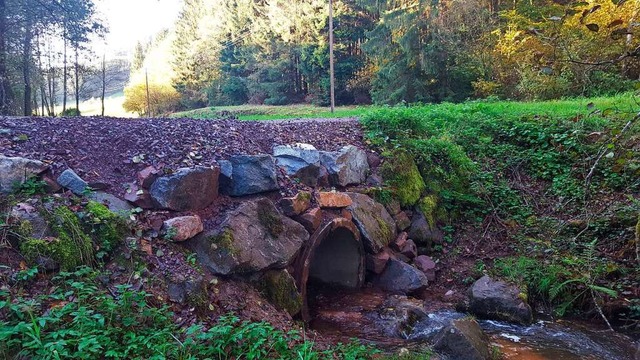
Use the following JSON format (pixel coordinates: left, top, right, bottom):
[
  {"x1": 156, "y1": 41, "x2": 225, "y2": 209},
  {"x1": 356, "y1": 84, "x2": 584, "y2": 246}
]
[
  {"x1": 122, "y1": 0, "x2": 640, "y2": 115},
  {"x1": 0, "y1": 0, "x2": 639, "y2": 116},
  {"x1": 0, "y1": 0, "x2": 113, "y2": 116}
]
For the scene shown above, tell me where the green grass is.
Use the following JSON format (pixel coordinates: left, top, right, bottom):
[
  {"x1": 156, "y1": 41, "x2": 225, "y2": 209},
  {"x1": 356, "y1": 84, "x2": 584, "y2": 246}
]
[
  {"x1": 361, "y1": 92, "x2": 640, "y2": 317},
  {"x1": 171, "y1": 104, "x2": 373, "y2": 120}
]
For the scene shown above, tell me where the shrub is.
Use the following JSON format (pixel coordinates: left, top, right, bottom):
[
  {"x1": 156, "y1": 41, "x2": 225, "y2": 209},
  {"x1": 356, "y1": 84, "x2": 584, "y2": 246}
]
[
  {"x1": 123, "y1": 82, "x2": 180, "y2": 116},
  {"x1": 60, "y1": 108, "x2": 81, "y2": 116}
]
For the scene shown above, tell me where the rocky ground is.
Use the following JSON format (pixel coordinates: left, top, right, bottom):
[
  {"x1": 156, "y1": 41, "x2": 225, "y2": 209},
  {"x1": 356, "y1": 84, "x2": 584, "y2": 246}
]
[{"x1": 0, "y1": 116, "x2": 364, "y2": 196}]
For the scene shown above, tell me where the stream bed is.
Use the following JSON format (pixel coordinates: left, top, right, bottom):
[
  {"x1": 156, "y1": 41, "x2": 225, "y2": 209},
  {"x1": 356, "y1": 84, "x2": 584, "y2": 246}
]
[{"x1": 309, "y1": 288, "x2": 640, "y2": 360}]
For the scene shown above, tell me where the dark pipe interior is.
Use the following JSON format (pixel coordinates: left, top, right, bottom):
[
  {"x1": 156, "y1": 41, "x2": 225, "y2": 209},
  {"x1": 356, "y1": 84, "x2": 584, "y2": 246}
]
[{"x1": 309, "y1": 227, "x2": 361, "y2": 288}]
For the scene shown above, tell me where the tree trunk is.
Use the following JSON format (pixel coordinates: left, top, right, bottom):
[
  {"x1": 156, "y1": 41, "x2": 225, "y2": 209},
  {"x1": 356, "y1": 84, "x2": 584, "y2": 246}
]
[
  {"x1": 0, "y1": 0, "x2": 11, "y2": 115},
  {"x1": 101, "y1": 53, "x2": 105, "y2": 116},
  {"x1": 22, "y1": 11, "x2": 33, "y2": 116},
  {"x1": 36, "y1": 33, "x2": 49, "y2": 116},
  {"x1": 47, "y1": 44, "x2": 55, "y2": 116},
  {"x1": 62, "y1": 26, "x2": 67, "y2": 114},
  {"x1": 74, "y1": 45, "x2": 79, "y2": 111}
]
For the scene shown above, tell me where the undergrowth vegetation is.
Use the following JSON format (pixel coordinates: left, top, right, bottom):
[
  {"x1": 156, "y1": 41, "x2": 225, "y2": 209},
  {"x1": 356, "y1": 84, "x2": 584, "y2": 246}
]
[
  {"x1": 362, "y1": 94, "x2": 640, "y2": 324},
  {"x1": 0, "y1": 267, "x2": 376, "y2": 359}
]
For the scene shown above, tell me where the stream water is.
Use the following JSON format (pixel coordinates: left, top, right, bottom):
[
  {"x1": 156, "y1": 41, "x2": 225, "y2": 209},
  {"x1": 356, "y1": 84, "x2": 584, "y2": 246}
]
[{"x1": 309, "y1": 287, "x2": 640, "y2": 360}]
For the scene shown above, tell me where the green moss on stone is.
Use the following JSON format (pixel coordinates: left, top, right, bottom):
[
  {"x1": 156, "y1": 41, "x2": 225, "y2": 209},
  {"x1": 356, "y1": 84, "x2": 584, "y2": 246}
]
[
  {"x1": 20, "y1": 234, "x2": 88, "y2": 271},
  {"x1": 210, "y1": 229, "x2": 237, "y2": 255},
  {"x1": 47, "y1": 206, "x2": 94, "y2": 268},
  {"x1": 85, "y1": 201, "x2": 127, "y2": 253},
  {"x1": 375, "y1": 214, "x2": 393, "y2": 243},
  {"x1": 298, "y1": 191, "x2": 311, "y2": 202},
  {"x1": 260, "y1": 270, "x2": 302, "y2": 317},
  {"x1": 380, "y1": 151, "x2": 426, "y2": 207},
  {"x1": 16, "y1": 219, "x2": 34, "y2": 238},
  {"x1": 257, "y1": 200, "x2": 284, "y2": 237},
  {"x1": 418, "y1": 195, "x2": 439, "y2": 228}
]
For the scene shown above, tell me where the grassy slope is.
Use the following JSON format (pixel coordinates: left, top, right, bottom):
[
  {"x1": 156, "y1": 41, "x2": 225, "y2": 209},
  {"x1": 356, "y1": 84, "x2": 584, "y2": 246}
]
[
  {"x1": 170, "y1": 94, "x2": 639, "y2": 121},
  {"x1": 361, "y1": 92, "x2": 640, "y2": 322},
  {"x1": 170, "y1": 104, "x2": 372, "y2": 120}
]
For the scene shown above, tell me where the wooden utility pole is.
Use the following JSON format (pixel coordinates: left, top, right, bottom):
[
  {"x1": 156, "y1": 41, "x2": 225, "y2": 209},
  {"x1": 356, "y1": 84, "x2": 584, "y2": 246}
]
[
  {"x1": 329, "y1": 0, "x2": 335, "y2": 113},
  {"x1": 145, "y1": 68, "x2": 150, "y2": 116}
]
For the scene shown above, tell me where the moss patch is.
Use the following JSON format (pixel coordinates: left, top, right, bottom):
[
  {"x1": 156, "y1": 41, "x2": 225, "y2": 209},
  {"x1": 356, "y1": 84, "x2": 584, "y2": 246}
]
[
  {"x1": 210, "y1": 229, "x2": 237, "y2": 255},
  {"x1": 380, "y1": 151, "x2": 426, "y2": 207},
  {"x1": 16, "y1": 219, "x2": 34, "y2": 238},
  {"x1": 20, "y1": 235, "x2": 90, "y2": 271},
  {"x1": 257, "y1": 199, "x2": 284, "y2": 237},
  {"x1": 374, "y1": 214, "x2": 393, "y2": 244},
  {"x1": 85, "y1": 201, "x2": 127, "y2": 254},
  {"x1": 418, "y1": 195, "x2": 439, "y2": 228},
  {"x1": 48, "y1": 206, "x2": 94, "y2": 268},
  {"x1": 297, "y1": 191, "x2": 312, "y2": 202},
  {"x1": 260, "y1": 270, "x2": 302, "y2": 317}
]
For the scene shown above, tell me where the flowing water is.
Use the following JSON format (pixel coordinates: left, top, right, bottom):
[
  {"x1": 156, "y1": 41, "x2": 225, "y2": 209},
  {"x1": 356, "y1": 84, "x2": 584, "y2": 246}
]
[
  {"x1": 309, "y1": 288, "x2": 640, "y2": 360},
  {"x1": 411, "y1": 311, "x2": 639, "y2": 360}
]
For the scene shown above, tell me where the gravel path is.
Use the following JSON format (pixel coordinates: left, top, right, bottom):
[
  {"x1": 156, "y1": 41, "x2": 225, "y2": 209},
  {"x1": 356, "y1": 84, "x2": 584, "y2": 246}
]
[{"x1": 0, "y1": 116, "x2": 364, "y2": 195}]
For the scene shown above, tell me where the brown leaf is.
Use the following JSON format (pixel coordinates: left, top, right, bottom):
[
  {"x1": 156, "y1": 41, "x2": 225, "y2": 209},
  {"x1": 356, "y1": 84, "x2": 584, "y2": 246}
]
[
  {"x1": 140, "y1": 238, "x2": 152, "y2": 256},
  {"x1": 49, "y1": 300, "x2": 69, "y2": 310},
  {"x1": 586, "y1": 23, "x2": 600, "y2": 32},
  {"x1": 607, "y1": 19, "x2": 624, "y2": 28}
]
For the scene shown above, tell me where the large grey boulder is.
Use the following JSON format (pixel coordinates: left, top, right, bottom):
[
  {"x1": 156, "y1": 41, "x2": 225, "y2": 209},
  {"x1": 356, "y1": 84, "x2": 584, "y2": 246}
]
[
  {"x1": 319, "y1": 145, "x2": 369, "y2": 187},
  {"x1": 273, "y1": 143, "x2": 322, "y2": 186},
  {"x1": 0, "y1": 156, "x2": 49, "y2": 193},
  {"x1": 149, "y1": 166, "x2": 219, "y2": 211},
  {"x1": 433, "y1": 318, "x2": 491, "y2": 360},
  {"x1": 374, "y1": 259, "x2": 428, "y2": 295},
  {"x1": 468, "y1": 275, "x2": 533, "y2": 324},
  {"x1": 219, "y1": 155, "x2": 279, "y2": 196},
  {"x1": 346, "y1": 192, "x2": 396, "y2": 253},
  {"x1": 189, "y1": 198, "x2": 308, "y2": 275},
  {"x1": 57, "y1": 169, "x2": 88, "y2": 195},
  {"x1": 408, "y1": 211, "x2": 444, "y2": 248}
]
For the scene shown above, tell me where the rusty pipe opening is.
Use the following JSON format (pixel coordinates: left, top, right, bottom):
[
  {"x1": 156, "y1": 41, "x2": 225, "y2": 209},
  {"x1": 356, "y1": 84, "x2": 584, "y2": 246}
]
[{"x1": 293, "y1": 218, "x2": 364, "y2": 321}]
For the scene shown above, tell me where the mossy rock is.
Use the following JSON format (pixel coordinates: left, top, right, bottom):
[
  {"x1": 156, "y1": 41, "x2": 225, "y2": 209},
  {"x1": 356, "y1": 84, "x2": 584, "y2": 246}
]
[
  {"x1": 380, "y1": 151, "x2": 426, "y2": 207},
  {"x1": 47, "y1": 206, "x2": 94, "y2": 268},
  {"x1": 20, "y1": 234, "x2": 90, "y2": 271},
  {"x1": 259, "y1": 269, "x2": 303, "y2": 317},
  {"x1": 209, "y1": 229, "x2": 237, "y2": 255},
  {"x1": 346, "y1": 192, "x2": 397, "y2": 253},
  {"x1": 417, "y1": 195, "x2": 438, "y2": 228},
  {"x1": 188, "y1": 198, "x2": 308, "y2": 275},
  {"x1": 84, "y1": 201, "x2": 128, "y2": 254},
  {"x1": 257, "y1": 198, "x2": 284, "y2": 237},
  {"x1": 17, "y1": 201, "x2": 128, "y2": 270}
]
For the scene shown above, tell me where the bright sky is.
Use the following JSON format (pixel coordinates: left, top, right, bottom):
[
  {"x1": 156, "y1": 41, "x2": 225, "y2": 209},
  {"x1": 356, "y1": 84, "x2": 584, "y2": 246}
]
[{"x1": 95, "y1": 0, "x2": 182, "y2": 54}]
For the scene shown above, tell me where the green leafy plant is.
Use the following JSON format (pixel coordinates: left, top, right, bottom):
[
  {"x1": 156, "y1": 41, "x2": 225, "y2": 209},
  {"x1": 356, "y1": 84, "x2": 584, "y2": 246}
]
[
  {"x1": 0, "y1": 267, "x2": 380, "y2": 359},
  {"x1": 12, "y1": 177, "x2": 47, "y2": 196}
]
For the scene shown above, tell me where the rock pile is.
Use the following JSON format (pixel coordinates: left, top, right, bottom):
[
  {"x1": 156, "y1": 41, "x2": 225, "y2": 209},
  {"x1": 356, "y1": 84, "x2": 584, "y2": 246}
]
[{"x1": 4, "y1": 143, "x2": 446, "y2": 317}]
